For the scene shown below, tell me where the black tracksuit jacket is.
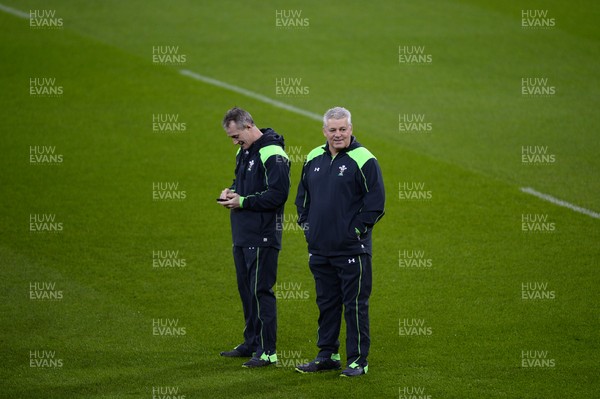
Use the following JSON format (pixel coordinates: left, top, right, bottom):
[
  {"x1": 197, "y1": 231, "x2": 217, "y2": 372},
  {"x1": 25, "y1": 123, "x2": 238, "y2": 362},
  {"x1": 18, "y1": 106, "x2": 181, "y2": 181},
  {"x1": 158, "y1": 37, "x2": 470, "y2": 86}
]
[
  {"x1": 295, "y1": 136, "x2": 385, "y2": 256},
  {"x1": 229, "y1": 128, "x2": 290, "y2": 250}
]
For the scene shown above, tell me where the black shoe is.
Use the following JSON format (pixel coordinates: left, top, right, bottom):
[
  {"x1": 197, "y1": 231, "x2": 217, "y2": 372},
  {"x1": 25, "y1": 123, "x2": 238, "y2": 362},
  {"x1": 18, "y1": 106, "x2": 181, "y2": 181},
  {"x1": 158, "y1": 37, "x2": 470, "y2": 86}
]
[
  {"x1": 340, "y1": 363, "x2": 368, "y2": 377},
  {"x1": 295, "y1": 354, "x2": 341, "y2": 373},
  {"x1": 220, "y1": 345, "x2": 253, "y2": 357},
  {"x1": 242, "y1": 353, "x2": 277, "y2": 368}
]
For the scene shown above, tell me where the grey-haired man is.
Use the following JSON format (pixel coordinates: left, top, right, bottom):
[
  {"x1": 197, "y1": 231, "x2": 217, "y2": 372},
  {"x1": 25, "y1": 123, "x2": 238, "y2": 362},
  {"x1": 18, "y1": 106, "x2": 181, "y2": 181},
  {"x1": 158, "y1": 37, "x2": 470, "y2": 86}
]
[
  {"x1": 295, "y1": 107, "x2": 385, "y2": 377},
  {"x1": 218, "y1": 107, "x2": 290, "y2": 368}
]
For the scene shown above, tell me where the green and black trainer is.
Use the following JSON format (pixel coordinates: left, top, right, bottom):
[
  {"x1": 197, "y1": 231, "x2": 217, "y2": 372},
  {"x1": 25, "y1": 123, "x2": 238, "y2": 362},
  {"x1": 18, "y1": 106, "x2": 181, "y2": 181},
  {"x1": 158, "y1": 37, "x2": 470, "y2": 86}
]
[
  {"x1": 220, "y1": 344, "x2": 253, "y2": 358},
  {"x1": 242, "y1": 353, "x2": 277, "y2": 368},
  {"x1": 295, "y1": 354, "x2": 342, "y2": 373},
  {"x1": 340, "y1": 362, "x2": 368, "y2": 377}
]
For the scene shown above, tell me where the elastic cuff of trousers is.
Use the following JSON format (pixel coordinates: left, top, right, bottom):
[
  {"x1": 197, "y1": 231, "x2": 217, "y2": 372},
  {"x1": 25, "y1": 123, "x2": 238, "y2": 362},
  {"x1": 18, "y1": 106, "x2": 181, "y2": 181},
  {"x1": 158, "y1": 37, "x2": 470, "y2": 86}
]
[
  {"x1": 318, "y1": 351, "x2": 340, "y2": 360},
  {"x1": 259, "y1": 353, "x2": 277, "y2": 362},
  {"x1": 349, "y1": 359, "x2": 367, "y2": 368}
]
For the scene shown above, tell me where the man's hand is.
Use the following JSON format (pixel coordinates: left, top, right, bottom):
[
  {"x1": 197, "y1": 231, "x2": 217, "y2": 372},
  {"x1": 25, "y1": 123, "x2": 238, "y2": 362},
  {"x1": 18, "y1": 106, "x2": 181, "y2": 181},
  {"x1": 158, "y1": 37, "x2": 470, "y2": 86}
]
[
  {"x1": 217, "y1": 188, "x2": 241, "y2": 209},
  {"x1": 219, "y1": 188, "x2": 233, "y2": 200}
]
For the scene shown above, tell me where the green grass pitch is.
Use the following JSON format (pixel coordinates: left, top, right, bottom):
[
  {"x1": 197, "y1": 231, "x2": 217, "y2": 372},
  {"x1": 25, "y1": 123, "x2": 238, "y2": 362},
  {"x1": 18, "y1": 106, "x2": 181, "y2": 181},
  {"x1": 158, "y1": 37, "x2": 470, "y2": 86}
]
[{"x1": 0, "y1": 1, "x2": 598, "y2": 398}]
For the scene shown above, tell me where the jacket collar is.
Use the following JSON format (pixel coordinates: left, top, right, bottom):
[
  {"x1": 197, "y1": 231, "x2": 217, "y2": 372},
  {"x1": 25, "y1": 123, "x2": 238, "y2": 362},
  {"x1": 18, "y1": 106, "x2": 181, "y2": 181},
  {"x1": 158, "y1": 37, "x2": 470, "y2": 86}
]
[{"x1": 324, "y1": 135, "x2": 359, "y2": 156}]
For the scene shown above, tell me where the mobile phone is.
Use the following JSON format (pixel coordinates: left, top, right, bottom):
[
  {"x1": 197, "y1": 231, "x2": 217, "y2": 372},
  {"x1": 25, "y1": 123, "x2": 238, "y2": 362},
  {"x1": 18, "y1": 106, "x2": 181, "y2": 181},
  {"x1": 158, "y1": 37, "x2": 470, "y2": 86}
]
[{"x1": 216, "y1": 198, "x2": 228, "y2": 202}]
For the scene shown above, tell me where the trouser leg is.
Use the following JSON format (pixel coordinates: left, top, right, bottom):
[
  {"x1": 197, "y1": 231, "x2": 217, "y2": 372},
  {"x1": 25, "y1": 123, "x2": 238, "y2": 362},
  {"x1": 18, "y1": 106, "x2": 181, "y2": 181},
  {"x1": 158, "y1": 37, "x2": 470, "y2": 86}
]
[
  {"x1": 233, "y1": 246, "x2": 258, "y2": 353},
  {"x1": 245, "y1": 246, "x2": 278, "y2": 356},
  {"x1": 338, "y1": 254, "x2": 372, "y2": 366},
  {"x1": 309, "y1": 254, "x2": 342, "y2": 358}
]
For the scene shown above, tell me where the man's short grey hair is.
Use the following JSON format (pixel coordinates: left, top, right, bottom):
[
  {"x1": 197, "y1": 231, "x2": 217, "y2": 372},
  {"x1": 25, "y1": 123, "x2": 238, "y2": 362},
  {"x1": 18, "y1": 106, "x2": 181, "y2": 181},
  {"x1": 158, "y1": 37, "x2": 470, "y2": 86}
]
[
  {"x1": 323, "y1": 106, "x2": 352, "y2": 127},
  {"x1": 222, "y1": 107, "x2": 255, "y2": 130}
]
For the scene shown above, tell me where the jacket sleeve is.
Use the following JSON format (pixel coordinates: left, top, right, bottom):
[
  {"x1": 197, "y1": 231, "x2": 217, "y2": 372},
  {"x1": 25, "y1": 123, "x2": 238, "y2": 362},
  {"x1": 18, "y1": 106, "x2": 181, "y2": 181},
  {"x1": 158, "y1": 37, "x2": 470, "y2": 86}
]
[
  {"x1": 351, "y1": 157, "x2": 385, "y2": 237},
  {"x1": 239, "y1": 154, "x2": 290, "y2": 211},
  {"x1": 229, "y1": 149, "x2": 241, "y2": 192},
  {"x1": 295, "y1": 162, "x2": 310, "y2": 226}
]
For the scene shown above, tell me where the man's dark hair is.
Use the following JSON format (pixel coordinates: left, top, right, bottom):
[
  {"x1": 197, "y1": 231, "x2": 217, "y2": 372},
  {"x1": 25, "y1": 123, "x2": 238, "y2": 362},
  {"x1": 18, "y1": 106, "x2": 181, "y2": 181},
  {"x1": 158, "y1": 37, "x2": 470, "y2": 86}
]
[{"x1": 222, "y1": 107, "x2": 255, "y2": 130}]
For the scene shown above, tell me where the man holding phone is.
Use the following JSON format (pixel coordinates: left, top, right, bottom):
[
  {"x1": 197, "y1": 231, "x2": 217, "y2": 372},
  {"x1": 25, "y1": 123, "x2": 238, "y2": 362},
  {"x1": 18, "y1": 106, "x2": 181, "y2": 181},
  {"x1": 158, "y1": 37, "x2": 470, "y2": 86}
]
[{"x1": 217, "y1": 107, "x2": 290, "y2": 368}]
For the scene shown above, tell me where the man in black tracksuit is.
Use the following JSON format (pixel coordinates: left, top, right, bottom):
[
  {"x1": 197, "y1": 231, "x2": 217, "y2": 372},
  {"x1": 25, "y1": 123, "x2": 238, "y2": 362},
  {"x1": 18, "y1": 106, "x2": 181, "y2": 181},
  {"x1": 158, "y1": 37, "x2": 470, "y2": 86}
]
[
  {"x1": 295, "y1": 106, "x2": 385, "y2": 377},
  {"x1": 218, "y1": 107, "x2": 290, "y2": 368}
]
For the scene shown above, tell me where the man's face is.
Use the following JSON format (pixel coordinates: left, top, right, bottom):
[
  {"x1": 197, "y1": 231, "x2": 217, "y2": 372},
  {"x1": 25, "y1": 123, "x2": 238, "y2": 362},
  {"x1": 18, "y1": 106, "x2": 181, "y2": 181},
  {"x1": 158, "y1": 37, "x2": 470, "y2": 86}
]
[
  {"x1": 323, "y1": 118, "x2": 352, "y2": 154},
  {"x1": 225, "y1": 122, "x2": 252, "y2": 150}
]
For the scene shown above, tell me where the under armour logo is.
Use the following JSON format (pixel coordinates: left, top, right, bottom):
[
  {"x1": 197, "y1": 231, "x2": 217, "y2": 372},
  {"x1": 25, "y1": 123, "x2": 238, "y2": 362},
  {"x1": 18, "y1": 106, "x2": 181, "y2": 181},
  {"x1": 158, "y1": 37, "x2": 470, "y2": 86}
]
[
  {"x1": 348, "y1": 258, "x2": 356, "y2": 264},
  {"x1": 338, "y1": 165, "x2": 347, "y2": 176},
  {"x1": 314, "y1": 167, "x2": 320, "y2": 172}
]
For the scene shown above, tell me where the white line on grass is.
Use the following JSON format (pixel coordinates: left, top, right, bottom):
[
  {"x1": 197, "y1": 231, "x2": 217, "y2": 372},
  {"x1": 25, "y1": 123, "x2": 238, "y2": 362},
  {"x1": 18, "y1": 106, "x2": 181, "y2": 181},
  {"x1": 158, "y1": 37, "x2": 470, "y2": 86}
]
[
  {"x1": 182, "y1": 67, "x2": 599, "y2": 221},
  {"x1": 183, "y1": 68, "x2": 598, "y2": 220},
  {"x1": 179, "y1": 69, "x2": 322, "y2": 122},
  {"x1": 0, "y1": 3, "x2": 30, "y2": 19},
  {"x1": 1, "y1": 0, "x2": 595, "y2": 221},
  {"x1": 521, "y1": 187, "x2": 599, "y2": 219},
  {"x1": 179, "y1": 69, "x2": 600, "y2": 219}
]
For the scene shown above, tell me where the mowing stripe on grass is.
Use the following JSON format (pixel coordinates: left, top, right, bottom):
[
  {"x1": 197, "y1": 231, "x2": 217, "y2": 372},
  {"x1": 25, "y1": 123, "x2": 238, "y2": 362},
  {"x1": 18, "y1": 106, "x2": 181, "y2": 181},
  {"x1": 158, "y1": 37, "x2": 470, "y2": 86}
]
[
  {"x1": 521, "y1": 187, "x2": 600, "y2": 220},
  {"x1": 3, "y1": 0, "x2": 594, "y2": 224},
  {"x1": 0, "y1": 3, "x2": 30, "y2": 19},
  {"x1": 180, "y1": 69, "x2": 322, "y2": 122}
]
